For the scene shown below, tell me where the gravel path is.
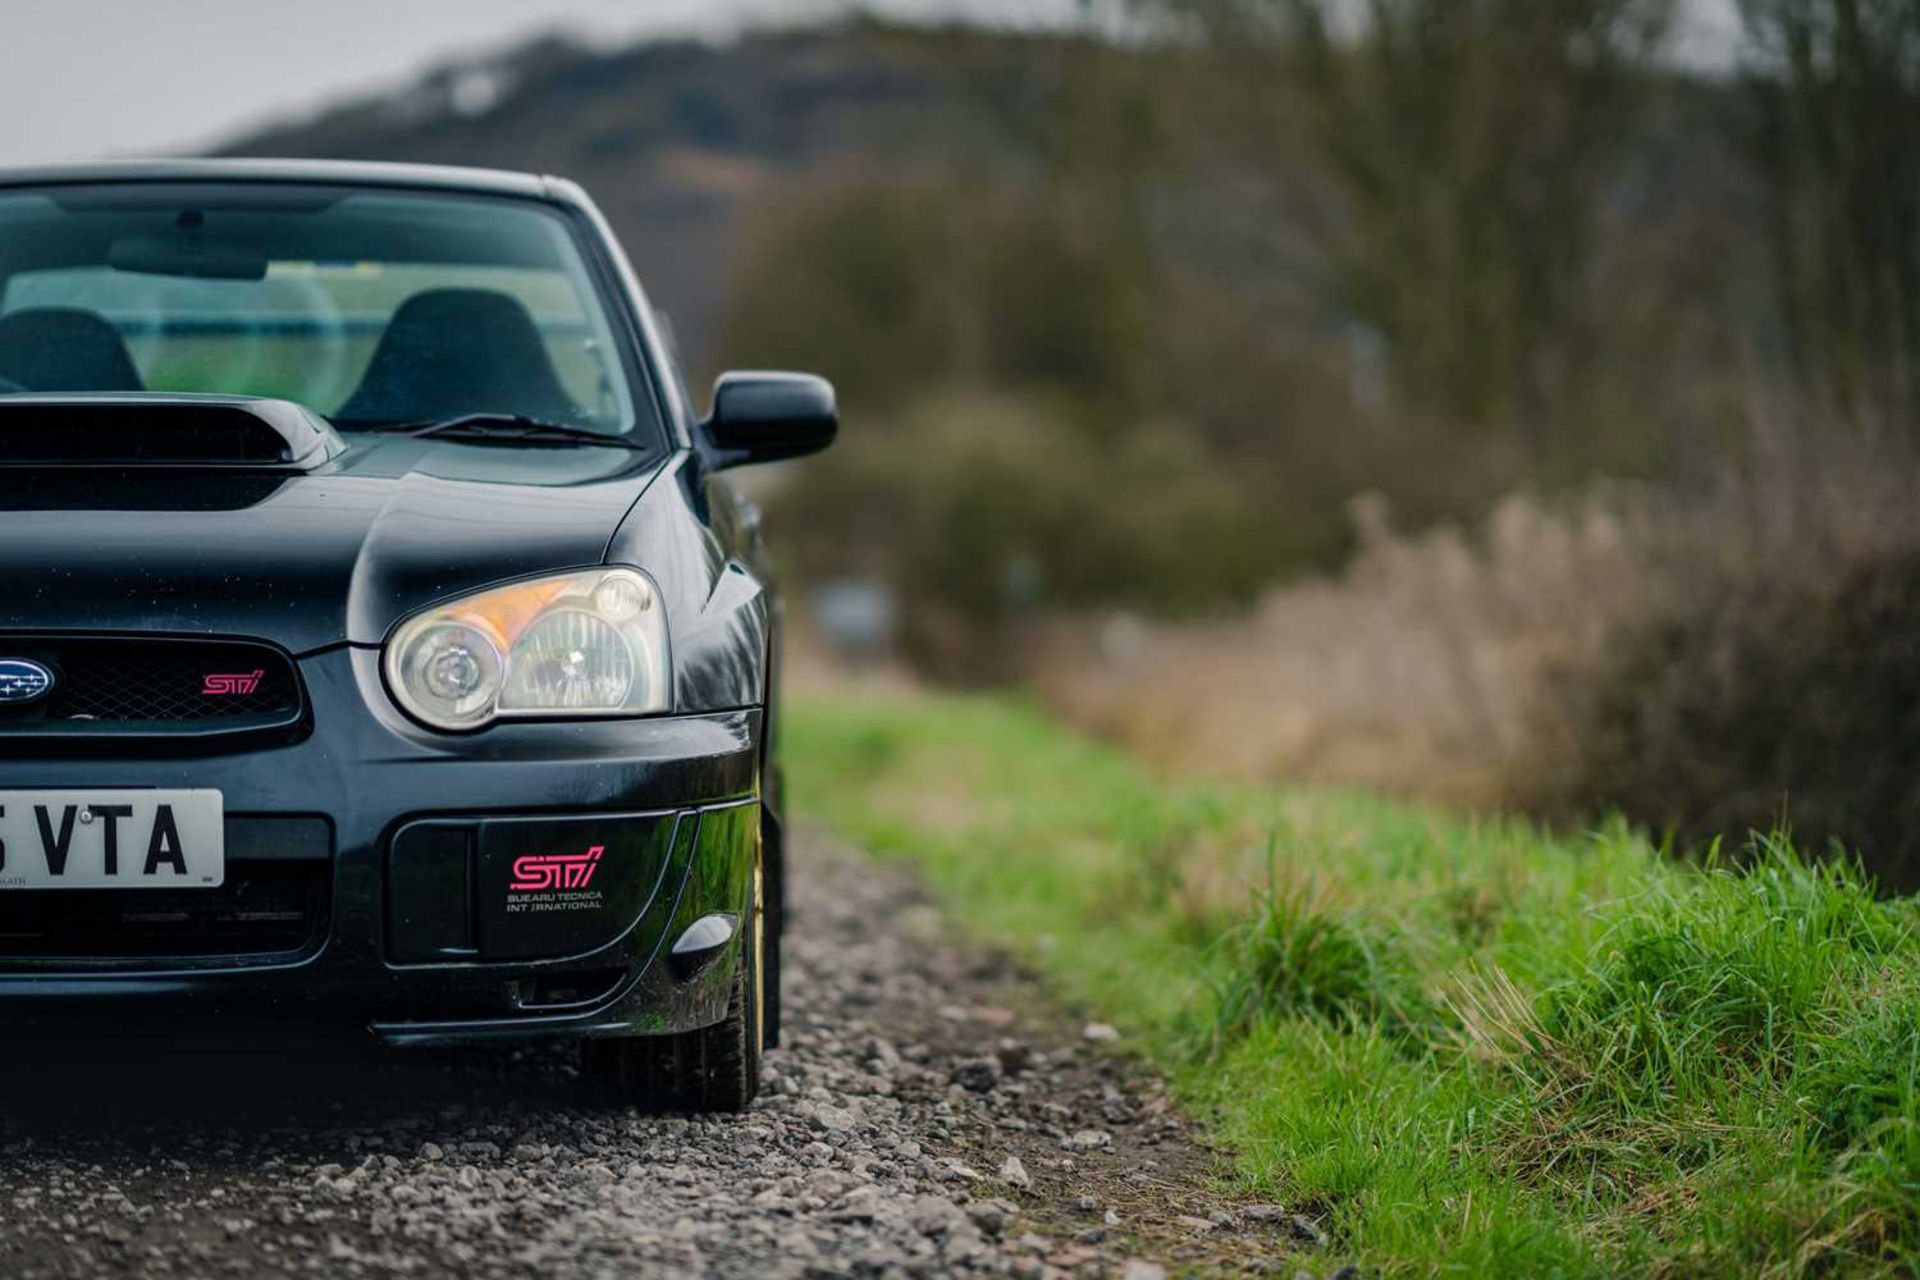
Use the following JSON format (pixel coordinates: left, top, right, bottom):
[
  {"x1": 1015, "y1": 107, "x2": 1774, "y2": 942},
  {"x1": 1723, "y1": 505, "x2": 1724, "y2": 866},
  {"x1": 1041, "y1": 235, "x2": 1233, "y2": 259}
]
[{"x1": 0, "y1": 827, "x2": 1330, "y2": 1279}]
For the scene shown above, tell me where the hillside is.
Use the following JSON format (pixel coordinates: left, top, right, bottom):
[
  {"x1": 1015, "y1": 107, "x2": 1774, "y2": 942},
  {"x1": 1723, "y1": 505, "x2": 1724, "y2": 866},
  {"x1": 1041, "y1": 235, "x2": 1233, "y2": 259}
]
[{"x1": 217, "y1": 21, "x2": 1060, "y2": 377}]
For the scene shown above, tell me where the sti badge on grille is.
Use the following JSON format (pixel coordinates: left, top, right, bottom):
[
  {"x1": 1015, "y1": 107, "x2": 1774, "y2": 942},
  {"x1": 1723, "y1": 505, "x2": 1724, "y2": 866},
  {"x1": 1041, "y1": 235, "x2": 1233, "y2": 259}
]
[{"x1": 0, "y1": 659, "x2": 54, "y2": 706}]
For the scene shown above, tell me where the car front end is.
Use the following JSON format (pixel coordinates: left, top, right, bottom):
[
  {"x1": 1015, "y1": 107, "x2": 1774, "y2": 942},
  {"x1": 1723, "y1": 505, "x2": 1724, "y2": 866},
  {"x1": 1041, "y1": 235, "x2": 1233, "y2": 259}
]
[
  {"x1": 0, "y1": 638, "x2": 763, "y2": 1049},
  {"x1": 0, "y1": 160, "x2": 834, "y2": 1110}
]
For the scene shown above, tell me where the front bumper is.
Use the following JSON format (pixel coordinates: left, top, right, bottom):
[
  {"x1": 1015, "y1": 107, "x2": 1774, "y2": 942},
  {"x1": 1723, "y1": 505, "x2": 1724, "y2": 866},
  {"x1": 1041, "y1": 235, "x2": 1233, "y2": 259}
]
[{"x1": 0, "y1": 647, "x2": 762, "y2": 1045}]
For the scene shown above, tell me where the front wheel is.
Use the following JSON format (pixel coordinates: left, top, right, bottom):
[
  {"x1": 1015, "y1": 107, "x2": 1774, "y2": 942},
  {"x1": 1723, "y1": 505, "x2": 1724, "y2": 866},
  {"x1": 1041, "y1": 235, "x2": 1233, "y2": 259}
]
[{"x1": 583, "y1": 859, "x2": 763, "y2": 1112}]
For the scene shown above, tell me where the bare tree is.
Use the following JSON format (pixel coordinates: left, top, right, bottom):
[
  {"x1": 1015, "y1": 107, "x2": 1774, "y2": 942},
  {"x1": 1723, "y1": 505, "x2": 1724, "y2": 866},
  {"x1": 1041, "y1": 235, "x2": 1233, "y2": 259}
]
[
  {"x1": 1738, "y1": 0, "x2": 1920, "y2": 437},
  {"x1": 1169, "y1": 0, "x2": 1675, "y2": 456}
]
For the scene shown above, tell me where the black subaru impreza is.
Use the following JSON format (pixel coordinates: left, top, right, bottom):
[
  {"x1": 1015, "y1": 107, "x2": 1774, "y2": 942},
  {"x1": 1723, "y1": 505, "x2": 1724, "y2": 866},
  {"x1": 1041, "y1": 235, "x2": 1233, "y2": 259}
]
[{"x1": 0, "y1": 160, "x2": 835, "y2": 1111}]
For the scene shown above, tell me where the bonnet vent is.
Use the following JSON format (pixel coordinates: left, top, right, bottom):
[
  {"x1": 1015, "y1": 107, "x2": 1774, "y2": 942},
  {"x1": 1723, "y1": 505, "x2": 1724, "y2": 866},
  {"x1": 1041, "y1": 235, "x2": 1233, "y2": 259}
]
[{"x1": 0, "y1": 395, "x2": 345, "y2": 469}]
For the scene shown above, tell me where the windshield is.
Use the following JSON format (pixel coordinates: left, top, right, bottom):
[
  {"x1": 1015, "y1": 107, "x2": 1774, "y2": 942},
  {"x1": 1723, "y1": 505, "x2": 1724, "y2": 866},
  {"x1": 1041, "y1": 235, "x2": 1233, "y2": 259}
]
[{"x1": 0, "y1": 183, "x2": 652, "y2": 438}]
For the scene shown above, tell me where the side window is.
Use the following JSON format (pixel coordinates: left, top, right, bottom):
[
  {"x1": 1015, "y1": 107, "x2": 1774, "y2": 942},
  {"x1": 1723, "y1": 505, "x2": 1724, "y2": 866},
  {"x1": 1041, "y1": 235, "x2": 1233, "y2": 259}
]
[{"x1": 653, "y1": 308, "x2": 699, "y2": 421}]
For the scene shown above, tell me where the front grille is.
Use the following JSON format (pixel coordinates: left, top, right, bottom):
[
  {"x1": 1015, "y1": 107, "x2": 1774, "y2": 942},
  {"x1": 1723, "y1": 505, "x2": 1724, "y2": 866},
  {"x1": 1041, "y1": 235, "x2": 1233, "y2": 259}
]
[
  {"x1": 0, "y1": 860, "x2": 330, "y2": 961},
  {"x1": 0, "y1": 637, "x2": 303, "y2": 738}
]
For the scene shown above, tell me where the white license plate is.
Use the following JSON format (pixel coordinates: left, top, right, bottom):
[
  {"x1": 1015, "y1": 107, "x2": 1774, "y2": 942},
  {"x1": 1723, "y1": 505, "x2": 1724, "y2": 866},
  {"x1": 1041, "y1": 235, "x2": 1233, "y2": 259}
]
[{"x1": 0, "y1": 791, "x2": 223, "y2": 890}]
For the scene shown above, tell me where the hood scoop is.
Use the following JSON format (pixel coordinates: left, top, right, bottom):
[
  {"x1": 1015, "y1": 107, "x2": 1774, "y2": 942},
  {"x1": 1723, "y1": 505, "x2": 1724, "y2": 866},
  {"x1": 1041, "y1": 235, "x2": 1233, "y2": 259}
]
[{"x1": 0, "y1": 394, "x2": 346, "y2": 470}]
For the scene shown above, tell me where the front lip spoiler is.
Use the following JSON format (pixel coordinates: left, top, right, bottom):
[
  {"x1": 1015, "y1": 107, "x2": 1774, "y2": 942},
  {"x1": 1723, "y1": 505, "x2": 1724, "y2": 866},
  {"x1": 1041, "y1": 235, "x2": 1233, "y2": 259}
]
[
  {"x1": 371, "y1": 1011, "x2": 641, "y2": 1049},
  {"x1": 368, "y1": 921, "x2": 746, "y2": 1049}
]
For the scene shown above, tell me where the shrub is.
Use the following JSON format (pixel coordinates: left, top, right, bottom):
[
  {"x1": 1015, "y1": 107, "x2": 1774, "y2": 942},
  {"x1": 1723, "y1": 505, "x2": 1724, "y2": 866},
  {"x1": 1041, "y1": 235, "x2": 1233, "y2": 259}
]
[
  {"x1": 1532, "y1": 450, "x2": 1920, "y2": 889},
  {"x1": 721, "y1": 176, "x2": 1158, "y2": 416},
  {"x1": 766, "y1": 392, "x2": 1275, "y2": 680}
]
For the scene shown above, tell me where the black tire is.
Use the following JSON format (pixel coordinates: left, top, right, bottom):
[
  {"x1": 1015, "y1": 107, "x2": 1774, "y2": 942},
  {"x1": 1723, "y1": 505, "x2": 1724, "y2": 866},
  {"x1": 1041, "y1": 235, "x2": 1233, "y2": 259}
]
[
  {"x1": 762, "y1": 801, "x2": 786, "y2": 1049},
  {"x1": 583, "y1": 862, "x2": 763, "y2": 1113}
]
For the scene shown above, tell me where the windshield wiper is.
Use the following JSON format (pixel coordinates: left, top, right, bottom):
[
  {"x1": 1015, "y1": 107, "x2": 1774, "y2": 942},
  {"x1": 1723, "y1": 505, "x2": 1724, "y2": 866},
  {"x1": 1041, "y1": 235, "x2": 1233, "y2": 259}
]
[{"x1": 348, "y1": 414, "x2": 648, "y2": 450}]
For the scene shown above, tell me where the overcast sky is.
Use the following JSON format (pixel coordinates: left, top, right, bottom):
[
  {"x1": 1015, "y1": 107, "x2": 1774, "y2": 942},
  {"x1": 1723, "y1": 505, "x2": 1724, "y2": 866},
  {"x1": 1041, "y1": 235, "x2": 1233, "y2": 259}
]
[
  {"x1": 0, "y1": 0, "x2": 1088, "y2": 168},
  {"x1": 0, "y1": 0, "x2": 1739, "y2": 169}
]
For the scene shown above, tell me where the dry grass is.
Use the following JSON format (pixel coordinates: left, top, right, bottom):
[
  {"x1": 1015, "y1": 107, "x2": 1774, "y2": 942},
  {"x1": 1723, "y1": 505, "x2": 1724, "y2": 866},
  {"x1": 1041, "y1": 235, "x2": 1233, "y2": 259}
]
[
  {"x1": 1030, "y1": 440, "x2": 1920, "y2": 852},
  {"x1": 1031, "y1": 485, "x2": 1658, "y2": 804}
]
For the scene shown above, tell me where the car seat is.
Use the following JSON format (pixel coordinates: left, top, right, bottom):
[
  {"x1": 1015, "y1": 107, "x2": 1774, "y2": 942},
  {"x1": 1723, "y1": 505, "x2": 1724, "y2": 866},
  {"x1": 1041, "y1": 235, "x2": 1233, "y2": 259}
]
[
  {"x1": 0, "y1": 308, "x2": 144, "y2": 393},
  {"x1": 336, "y1": 288, "x2": 580, "y2": 425}
]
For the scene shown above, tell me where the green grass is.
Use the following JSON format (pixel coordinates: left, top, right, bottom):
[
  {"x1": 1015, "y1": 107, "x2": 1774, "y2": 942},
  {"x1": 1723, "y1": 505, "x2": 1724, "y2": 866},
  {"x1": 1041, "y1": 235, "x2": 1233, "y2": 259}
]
[{"x1": 787, "y1": 689, "x2": 1920, "y2": 1278}]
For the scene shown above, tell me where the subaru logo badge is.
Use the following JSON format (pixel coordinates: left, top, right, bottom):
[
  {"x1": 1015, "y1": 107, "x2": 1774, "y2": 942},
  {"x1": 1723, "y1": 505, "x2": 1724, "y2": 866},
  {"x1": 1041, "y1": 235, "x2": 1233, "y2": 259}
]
[{"x1": 0, "y1": 659, "x2": 54, "y2": 706}]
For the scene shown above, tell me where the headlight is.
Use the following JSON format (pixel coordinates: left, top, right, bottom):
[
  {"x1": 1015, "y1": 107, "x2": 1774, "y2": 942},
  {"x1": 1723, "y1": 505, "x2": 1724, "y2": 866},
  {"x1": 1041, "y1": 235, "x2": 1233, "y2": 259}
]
[{"x1": 385, "y1": 568, "x2": 669, "y2": 731}]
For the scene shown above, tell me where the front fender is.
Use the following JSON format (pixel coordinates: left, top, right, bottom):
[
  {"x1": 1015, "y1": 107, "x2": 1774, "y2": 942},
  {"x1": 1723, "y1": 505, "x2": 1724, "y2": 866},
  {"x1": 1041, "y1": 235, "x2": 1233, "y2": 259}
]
[{"x1": 607, "y1": 455, "x2": 769, "y2": 714}]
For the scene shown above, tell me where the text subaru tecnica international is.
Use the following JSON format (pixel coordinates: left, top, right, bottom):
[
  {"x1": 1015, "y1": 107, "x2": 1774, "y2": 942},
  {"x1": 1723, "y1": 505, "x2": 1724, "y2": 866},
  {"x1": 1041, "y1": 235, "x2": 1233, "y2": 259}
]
[{"x1": 0, "y1": 160, "x2": 837, "y2": 1111}]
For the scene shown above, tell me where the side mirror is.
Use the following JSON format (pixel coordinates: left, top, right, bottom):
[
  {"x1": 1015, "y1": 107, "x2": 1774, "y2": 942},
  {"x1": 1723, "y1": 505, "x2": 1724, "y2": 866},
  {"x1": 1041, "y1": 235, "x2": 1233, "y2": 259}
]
[{"x1": 701, "y1": 371, "x2": 837, "y2": 468}]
